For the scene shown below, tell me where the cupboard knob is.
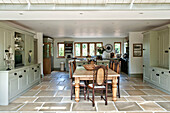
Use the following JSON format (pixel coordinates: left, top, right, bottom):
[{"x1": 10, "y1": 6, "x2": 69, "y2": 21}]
[
  {"x1": 14, "y1": 73, "x2": 17, "y2": 75},
  {"x1": 37, "y1": 66, "x2": 39, "y2": 68},
  {"x1": 19, "y1": 75, "x2": 22, "y2": 78},
  {"x1": 143, "y1": 65, "x2": 145, "y2": 67},
  {"x1": 165, "y1": 50, "x2": 168, "y2": 53},
  {"x1": 32, "y1": 68, "x2": 34, "y2": 70},
  {"x1": 152, "y1": 69, "x2": 155, "y2": 71},
  {"x1": 161, "y1": 72, "x2": 164, "y2": 74},
  {"x1": 156, "y1": 74, "x2": 159, "y2": 76},
  {"x1": 35, "y1": 70, "x2": 37, "y2": 72},
  {"x1": 24, "y1": 70, "x2": 26, "y2": 72}
]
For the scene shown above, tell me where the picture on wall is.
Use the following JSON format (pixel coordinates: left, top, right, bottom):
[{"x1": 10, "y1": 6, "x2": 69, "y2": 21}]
[{"x1": 133, "y1": 43, "x2": 143, "y2": 57}]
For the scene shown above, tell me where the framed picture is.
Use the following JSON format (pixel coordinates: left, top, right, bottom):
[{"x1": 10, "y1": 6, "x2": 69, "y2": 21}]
[{"x1": 133, "y1": 43, "x2": 143, "y2": 57}]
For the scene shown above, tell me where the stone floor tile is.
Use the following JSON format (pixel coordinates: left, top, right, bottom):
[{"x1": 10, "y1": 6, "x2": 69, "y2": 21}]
[
  {"x1": 141, "y1": 96, "x2": 167, "y2": 101},
  {"x1": 120, "y1": 85, "x2": 135, "y2": 90},
  {"x1": 157, "y1": 102, "x2": 170, "y2": 111},
  {"x1": 22, "y1": 91, "x2": 39, "y2": 96},
  {"x1": 40, "y1": 103, "x2": 71, "y2": 111},
  {"x1": 36, "y1": 91, "x2": 57, "y2": 96},
  {"x1": 48, "y1": 86, "x2": 65, "y2": 90},
  {"x1": 125, "y1": 90, "x2": 147, "y2": 96},
  {"x1": 142, "y1": 90, "x2": 162, "y2": 95},
  {"x1": 132, "y1": 86, "x2": 153, "y2": 89},
  {"x1": 163, "y1": 96, "x2": 170, "y2": 101},
  {"x1": 11, "y1": 97, "x2": 37, "y2": 103},
  {"x1": 72, "y1": 103, "x2": 96, "y2": 111},
  {"x1": 35, "y1": 97, "x2": 62, "y2": 103},
  {"x1": 56, "y1": 90, "x2": 71, "y2": 96},
  {"x1": 115, "y1": 102, "x2": 143, "y2": 111},
  {"x1": 125, "y1": 96, "x2": 145, "y2": 101},
  {"x1": 19, "y1": 103, "x2": 42, "y2": 111},
  {"x1": 139, "y1": 102, "x2": 164, "y2": 111},
  {"x1": 0, "y1": 103, "x2": 23, "y2": 111},
  {"x1": 97, "y1": 102, "x2": 116, "y2": 111}
]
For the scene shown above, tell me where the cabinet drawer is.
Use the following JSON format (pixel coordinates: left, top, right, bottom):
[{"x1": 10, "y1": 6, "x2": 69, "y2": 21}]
[{"x1": 150, "y1": 69, "x2": 160, "y2": 85}]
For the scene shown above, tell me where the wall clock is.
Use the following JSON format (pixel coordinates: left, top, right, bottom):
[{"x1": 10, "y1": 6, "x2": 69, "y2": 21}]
[{"x1": 105, "y1": 44, "x2": 113, "y2": 53}]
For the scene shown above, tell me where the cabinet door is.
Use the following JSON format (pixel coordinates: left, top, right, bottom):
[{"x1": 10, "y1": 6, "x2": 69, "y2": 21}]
[
  {"x1": 34, "y1": 67, "x2": 40, "y2": 81},
  {"x1": 151, "y1": 69, "x2": 160, "y2": 85},
  {"x1": 9, "y1": 73, "x2": 19, "y2": 99},
  {"x1": 162, "y1": 30, "x2": 169, "y2": 68},
  {"x1": 28, "y1": 67, "x2": 35, "y2": 85},
  {"x1": 160, "y1": 72, "x2": 169, "y2": 90},
  {"x1": 21, "y1": 69, "x2": 29, "y2": 90}
]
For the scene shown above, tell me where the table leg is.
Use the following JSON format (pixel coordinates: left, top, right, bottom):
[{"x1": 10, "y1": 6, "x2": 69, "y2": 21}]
[
  {"x1": 112, "y1": 76, "x2": 118, "y2": 101},
  {"x1": 75, "y1": 77, "x2": 80, "y2": 102}
]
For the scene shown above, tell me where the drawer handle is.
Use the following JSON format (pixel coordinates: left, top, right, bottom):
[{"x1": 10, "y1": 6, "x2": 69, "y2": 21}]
[
  {"x1": 165, "y1": 50, "x2": 168, "y2": 53},
  {"x1": 14, "y1": 73, "x2": 17, "y2": 75},
  {"x1": 35, "y1": 70, "x2": 37, "y2": 72},
  {"x1": 102, "y1": 63, "x2": 104, "y2": 64},
  {"x1": 161, "y1": 72, "x2": 164, "y2": 74},
  {"x1": 19, "y1": 75, "x2": 22, "y2": 78},
  {"x1": 152, "y1": 69, "x2": 155, "y2": 71},
  {"x1": 24, "y1": 70, "x2": 26, "y2": 72},
  {"x1": 156, "y1": 74, "x2": 159, "y2": 76}
]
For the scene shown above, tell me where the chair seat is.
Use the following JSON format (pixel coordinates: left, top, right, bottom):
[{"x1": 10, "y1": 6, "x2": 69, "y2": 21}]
[
  {"x1": 72, "y1": 81, "x2": 85, "y2": 86},
  {"x1": 107, "y1": 80, "x2": 112, "y2": 84},
  {"x1": 88, "y1": 84, "x2": 105, "y2": 89}
]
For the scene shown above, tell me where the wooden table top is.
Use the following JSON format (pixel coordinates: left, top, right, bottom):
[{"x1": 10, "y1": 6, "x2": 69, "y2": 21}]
[{"x1": 73, "y1": 66, "x2": 120, "y2": 78}]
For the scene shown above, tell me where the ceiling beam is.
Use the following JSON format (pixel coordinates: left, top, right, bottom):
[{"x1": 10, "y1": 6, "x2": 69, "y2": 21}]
[{"x1": 130, "y1": 0, "x2": 135, "y2": 9}]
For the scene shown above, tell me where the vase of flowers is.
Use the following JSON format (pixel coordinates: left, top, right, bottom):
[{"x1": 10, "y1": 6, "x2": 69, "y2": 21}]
[{"x1": 97, "y1": 46, "x2": 106, "y2": 55}]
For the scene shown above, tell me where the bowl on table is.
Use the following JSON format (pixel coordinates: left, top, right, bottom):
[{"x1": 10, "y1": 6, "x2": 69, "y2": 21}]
[{"x1": 83, "y1": 64, "x2": 95, "y2": 71}]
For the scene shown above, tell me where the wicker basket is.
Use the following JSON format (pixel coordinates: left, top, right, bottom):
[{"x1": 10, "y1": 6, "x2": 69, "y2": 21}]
[{"x1": 83, "y1": 64, "x2": 95, "y2": 71}]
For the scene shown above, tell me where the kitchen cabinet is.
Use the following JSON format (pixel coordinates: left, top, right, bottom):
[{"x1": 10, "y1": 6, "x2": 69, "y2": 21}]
[
  {"x1": 143, "y1": 24, "x2": 170, "y2": 93},
  {"x1": 9, "y1": 72, "x2": 20, "y2": 99},
  {"x1": 0, "y1": 64, "x2": 41, "y2": 105}
]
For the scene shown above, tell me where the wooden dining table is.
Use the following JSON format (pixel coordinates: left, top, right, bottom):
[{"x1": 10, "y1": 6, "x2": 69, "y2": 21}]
[{"x1": 73, "y1": 66, "x2": 120, "y2": 102}]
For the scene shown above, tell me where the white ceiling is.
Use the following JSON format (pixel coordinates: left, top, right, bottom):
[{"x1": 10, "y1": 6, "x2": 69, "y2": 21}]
[{"x1": 11, "y1": 20, "x2": 170, "y2": 38}]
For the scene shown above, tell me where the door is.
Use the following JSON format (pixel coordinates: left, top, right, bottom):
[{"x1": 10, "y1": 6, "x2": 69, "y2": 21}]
[{"x1": 43, "y1": 42, "x2": 51, "y2": 75}]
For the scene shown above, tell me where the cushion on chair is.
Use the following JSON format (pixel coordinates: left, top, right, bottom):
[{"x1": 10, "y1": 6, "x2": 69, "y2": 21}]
[
  {"x1": 107, "y1": 80, "x2": 112, "y2": 84},
  {"x1": 88, "y1": 84, "x2": 105, "y2": 89},
  {"x1": 72, "y1": 81, "x2": 85, "y2": 86}
]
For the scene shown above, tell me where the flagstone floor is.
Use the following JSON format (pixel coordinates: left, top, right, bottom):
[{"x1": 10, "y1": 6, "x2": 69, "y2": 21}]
[{"x1": 0, "y1": 71, "x2": 170, "y2": 113}]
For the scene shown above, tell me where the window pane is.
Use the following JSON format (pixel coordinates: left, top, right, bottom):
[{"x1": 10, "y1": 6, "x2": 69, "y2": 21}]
[
  {"x1": 59, "y1": 44, "x2": 64, "y2": 56},
  {"x1": 115, "y1": 43, "x2": 121, "y2": 54},
  {"x1": 82, "y1": 43, "x2": 88, "y2": 56},
  {"x1": 89, "y1": 43, "x2": 95, "y2": 56},
  {"x1": 75, "y1": 43, "x2": 81, "y2": 56},
  {"x1": 96, "y1": 43, "x2": 102, "y2": 55}
]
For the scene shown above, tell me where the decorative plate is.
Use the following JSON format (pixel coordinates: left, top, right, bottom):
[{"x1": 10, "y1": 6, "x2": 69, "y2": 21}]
[{"x1": 105, "y1": 44, "x2": 113, "y2": 53}]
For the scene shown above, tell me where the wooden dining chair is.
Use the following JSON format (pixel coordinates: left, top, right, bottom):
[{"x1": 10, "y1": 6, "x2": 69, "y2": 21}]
[
  {"x1": 87, "y1": 65, "x2": 108, "y2": 107},
  {"x1": 69, "y1": 62, "x2": 87, "y2": 100},
  {"x1": 107, "y1": 61, "x2": 120, "y2": 98}
]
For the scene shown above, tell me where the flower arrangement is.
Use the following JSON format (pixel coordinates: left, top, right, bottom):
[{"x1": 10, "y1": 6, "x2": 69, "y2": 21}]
[{"x1": 97, "y1": 46, "x2": 106, "y2": 54}]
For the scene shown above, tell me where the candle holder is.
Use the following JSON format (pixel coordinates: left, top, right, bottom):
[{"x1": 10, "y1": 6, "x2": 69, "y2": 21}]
[{"x1": 4, "y1": 46, "x2": 14, "y2": 70}]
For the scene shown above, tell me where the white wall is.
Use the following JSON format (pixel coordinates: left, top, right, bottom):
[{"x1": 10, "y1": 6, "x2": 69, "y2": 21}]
[
  {"x1": 129, "y1": 32, "x2": 143, "y2": 75},
  {"x1": 54, "y1": 38, "x2": 125, "y2": 68},
  {"x1": 35, "y1": 32, "x2": 44, "y2": 75}
]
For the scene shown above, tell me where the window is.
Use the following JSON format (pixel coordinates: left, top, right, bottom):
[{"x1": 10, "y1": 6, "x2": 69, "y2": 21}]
[
  {"x1": 89, "y1": 43, "x2": 95, "y2": 56},
  {"x1": 82, "y1": 43, "x2": 88, "y2": 56},
  {"x1": 75, "y1": 43, "x2": 81, "y2": 56},
  {"x1": 96, "y1": 43, "x2": 102, "y2": 55},
  {"x1": 114, "y1": 42, "x2": 121, "y2": 55},
  {"x1": 57, "y1": 42, "x2": 65, "y2": 58},
  {"x1": 74, "y1": 42, "x2": 103, "y2": 57}
]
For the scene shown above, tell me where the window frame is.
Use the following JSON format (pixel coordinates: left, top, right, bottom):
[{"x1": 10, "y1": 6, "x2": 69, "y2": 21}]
[
  {"x1": 74, "y1": 42, "x2": 103, "y2": 57},
  {"x1": 57, "y1": 42, "x2": 65, "y2": 58},
  {"x1": 114, "y1": 42, "x2": 121, "y2": 56}
]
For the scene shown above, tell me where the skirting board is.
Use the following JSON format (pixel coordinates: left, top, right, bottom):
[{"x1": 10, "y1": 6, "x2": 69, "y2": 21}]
[{"x1": 128, "y1": 73, "x2": 143, "y2": 78}]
